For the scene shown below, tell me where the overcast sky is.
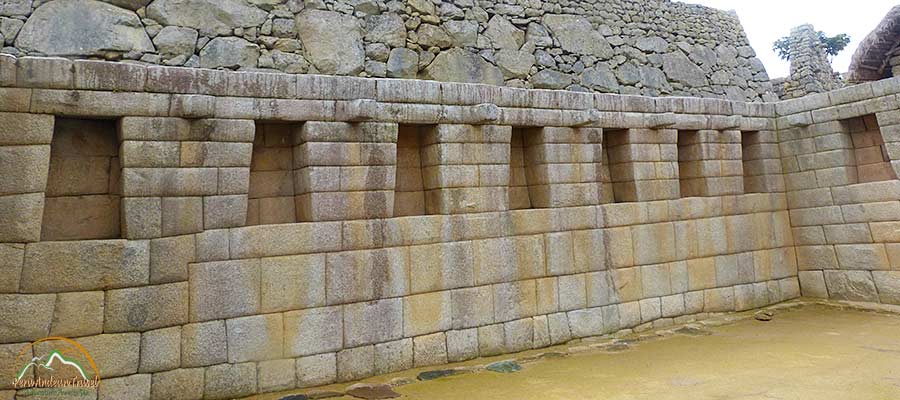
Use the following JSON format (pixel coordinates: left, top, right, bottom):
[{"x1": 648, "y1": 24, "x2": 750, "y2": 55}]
[{"x1": 684, "y1": 0, "x2": 897, "y2": 78}]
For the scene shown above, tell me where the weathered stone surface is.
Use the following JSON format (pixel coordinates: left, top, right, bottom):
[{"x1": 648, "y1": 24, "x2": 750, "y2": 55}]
[
  {"x1": 296, "y1": 353, "x2": 336, "y2": 387},
  {"x1": 153, "y1": 26, "x2": 199, "y2": 61},
  {"x1": 483, "y1": 16, "x2": 524, "y2": 50},
  {"x1": 420, "y1": 48, "x2": 503, "y2": 85},
  {"x1": 257, "y1": 358, "x2": 295, "y2": 393},
  {"x1": 16, "y1": 0, "x2": 154, "y2": 56},
  {"x1": 0, "y1": 294, "x2": 54, "y2": 342},
  {"x1": 105, "y1": 282, "x2": 188, "y2": 332},
  {"x1": 296, "y1": 10, "x2": 365, "y2": 75},
  {"x1": 374, "y1": 338, "x2": 412, "y2": 374},
  {"x1": 532, "y1": 69, "x2": 572, "y2": 89},
  {"x1": 0, "y1": 193, "x2": 43, "y2": 243},
  {"x1": 188, "y1": 259, "x2": 260, "y2": 321},
  {"x1": 823, "y1": 270, "x2": 879, "y2": 302},
  {"x1": 284, "y1": 306, "x2": 343, "y2": 357},
  {"x1": 387, "y1": 47, "x2": 418, "y2": 79},
  {"x1": 204, "y1": 362, "x2": 257, "y2": 400},
  {"x1": 662, "y1": 51, "x2": 708, "y2": 86},
  {"x1": 226, "y1": 313, "x2": 283, "y2": 363},
  {"x1": 0, "y1": 0, "x2": 31, "y2": 16},
  {"x1": 495, "y1": 49, "x2": 535, "y2": 79},
  {"x1": 199, "y1": 37, "x2": 259, "y2": 70},
  {"x1": 365, "y1": 13, "x2": 406, "y2": 48},
  {"x1": 150, "y1": 368, "x2": 205, "y2": 400},
  {"x1": 140, "y1": 326, "x2": 181, "y2": 373},
  {"x1": 99, "y1": 373, "x2": 151, "y2": 400},
  {"x1": 542, "y1": 14, "x2": 613, "y2": 58},
  {"x1": 181, "y1": 320, "x2": 227, "y2": 367},
  {"x1": 581, "y1": 65, "x2": 619, "y2": 92},
  {"x1": 99, "y1": 0, "x2": 152, "y2": 10},
  {"x1": 20, "y1": 240, "x2": 149, "y2": 293},
  {"x1": 50, "y1": 291, "x2": 104, "y2": 337},
  {"x1": 147, "y1": 0, "x2": 268, "y2": 37}
]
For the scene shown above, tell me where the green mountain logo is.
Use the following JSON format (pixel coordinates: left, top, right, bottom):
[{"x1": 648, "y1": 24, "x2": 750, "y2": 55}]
[{"x1": 16, "y1": 350, "x2": 90, "y2": 381}]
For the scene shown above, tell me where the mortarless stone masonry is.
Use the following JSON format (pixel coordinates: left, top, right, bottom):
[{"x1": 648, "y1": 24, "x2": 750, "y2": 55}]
[
  {"x1": 2, "y1": 54, "x2": 900, "y2": 399},
  {"x1": 0, "y1": 0, "x2": 776, "y2": 101}
]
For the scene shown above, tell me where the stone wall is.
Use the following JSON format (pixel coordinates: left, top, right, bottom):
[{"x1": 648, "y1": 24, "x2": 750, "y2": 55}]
[
  {"x1": 773, "y1": 24, "x2": 842, "y2": 100},
  {"x1": 775, "y1": 84, "x2": 900, "y2": 305},
  {"x1": 0, "y1": 0, "x2": 774, "y2": 101},
  {"x1": 2, "y1": 55, "x2": 900, "y2": 399}
]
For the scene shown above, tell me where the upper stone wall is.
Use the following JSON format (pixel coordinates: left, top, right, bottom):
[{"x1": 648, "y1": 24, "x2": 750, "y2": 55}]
[{"x1": 0, "y1": 0, "x2": 775, "y2": 101}]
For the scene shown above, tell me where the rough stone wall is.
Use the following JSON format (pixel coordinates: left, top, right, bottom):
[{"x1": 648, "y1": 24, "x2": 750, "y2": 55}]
[
  {"x1": 774, "y1": 24, "x2": 842, "y2": 100},
  {"x1": 0, "y1": 0, "x2": 774, "y2": 101},
  {"x1": 3, "y1": 55, "x2": 900, "y2": 399}
]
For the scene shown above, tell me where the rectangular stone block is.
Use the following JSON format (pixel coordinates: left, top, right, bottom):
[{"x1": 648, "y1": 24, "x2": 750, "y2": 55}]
[
  {"x1": 260, "y1": 254, "x2": 325, "y2": 313},
  {"x1": 151, "y1": 368, "x2": 205, "y2": 400},
  {"x1": 73, "y1": 333, "x2": 141, "y2": 378},
  {"x1": 74, "y1": 60, "x2": 146, "y2": 92},
  {"x1": 0, "y1": 145, "x2": 49, "y2": 196},
  {"x1": 284, "y1": 306, "x2": 343, "y2": 357},
  {"x1": 409, "y1": 241, "x2": 475, "y2": 294},
  {"x1": 122, "y1": 197, "x2": 162, "y2": 239},
  {"x1": 99, "y1": 373, "x2": 151, "y2": 400},
  {"x1": 337, "y1": 345, "x2": 374, "y2": 382},
  {"x1": 567, "y1": 307, "x2": 604, "y2": 338},
  {"x1": 229, "y1": 222, "x2": 341, "y2": 258},
  {"x1": 450, "y1": 285, "x2": 494, "y2": 329},
  {"x1": 344, "y1": 298, "x2": 403, "y2": 347},
  {"x1": 834, "y1": 244, "x2": 889, "y2": 271},
  {"x1": 20, "y1": 240, "x2": 148, "y2": 293},
  {"x1": 105, "y1": 282, "x2": 188, "y2": 333},
  {"x1": 824, "y1": 270, "x2": 879, "y2": 302},
  {"x1": 16, "y1": 57, "x2": 73, "y2": 89},
  {"x1": 140, "y1": 326, "x2": 181, "y2": 373},
  {"x1": 326, "y1": 248, "x2": 408, "y2": 305},
  {"x1": 0, "y1": 294, "x2": 54, "y2": 343},
  {"x1": 404, "y1": 291, "x2": 452, "y2": 337},
  {"x1": 203, "y1": 362, "x2": 257, "y2": 400},
  {"x1": 149, "y1": 235, "x2": 194, "y2": 284},
  {"x1": 181, "y1": 321, "x2": 227, "y2": 368},
  {"x1": 258, "y1": 358, "x2": 295, "y2": 393},
  {"x1": 374, "y1": 338, "x2": 413, "y2": 375},
  {"x1": 296, "y1": 353, "x2": 337, "y2": 388},
  {"x1": 0, "y1": 193, "x2": 43, "y2": 242},
  {"x1": 0, "y1": 113, "x2": 54, "y2": 146},
  {"x1": 493, "y1": 280, "x2": 537, "y2": 323},
  {"x1": 188, "y1": 259, "x2": 260, "y2": 321},
  {"x1": 413, "y1": 332, "x2": 448, "y2": 367},
  {"x1": 226, "y1": 314, "x2": 283, "y2": 363}
]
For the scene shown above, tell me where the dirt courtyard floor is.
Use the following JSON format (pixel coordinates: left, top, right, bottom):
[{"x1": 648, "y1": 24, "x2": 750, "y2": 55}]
[{"x1": 254, "y1": 301, "x2": 900, "y2": 400}]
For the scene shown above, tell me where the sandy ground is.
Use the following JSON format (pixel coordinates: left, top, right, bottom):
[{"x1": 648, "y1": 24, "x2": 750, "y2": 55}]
[{"x1": 251, "y1": 302, "x2": 900, "y2": 400}]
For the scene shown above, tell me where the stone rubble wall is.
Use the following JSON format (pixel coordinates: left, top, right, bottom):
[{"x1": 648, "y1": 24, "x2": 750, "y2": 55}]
[
  {"x1": 2, "y1": 55, "x2": 900, "y2": 399},
  {"x1": 773, "y1": 24, "x2": 842, "y2": 100},
  {"x1": 0, "y1": 0, "x2": 775, "y2": 102}
]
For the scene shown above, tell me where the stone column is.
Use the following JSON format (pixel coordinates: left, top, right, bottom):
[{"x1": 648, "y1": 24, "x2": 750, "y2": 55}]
[
  {"x1": 677, "y1": 130, "x2": 744, "y2": 197},
  {"x1": 420, "y1": 124, "x2": 511, "y2": 214},
  {"x1": 741, "y1": 130, "x2": 785, "y2": 193},
  {"x1": 119, "y1": 117, "x2": 254, "y2": 239},
  {"x1": 0, "y1": 112, "x2": 53, "y2": 242},
  {"x1": 521, "y1": 126, "x2": 602, "y2": 208},
  {"x1": 294, "y1": 121, "x2": 397, "y2": 221},
  {"x1": 604, "y1": 128, "x2": 679, "y2": 202}
]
